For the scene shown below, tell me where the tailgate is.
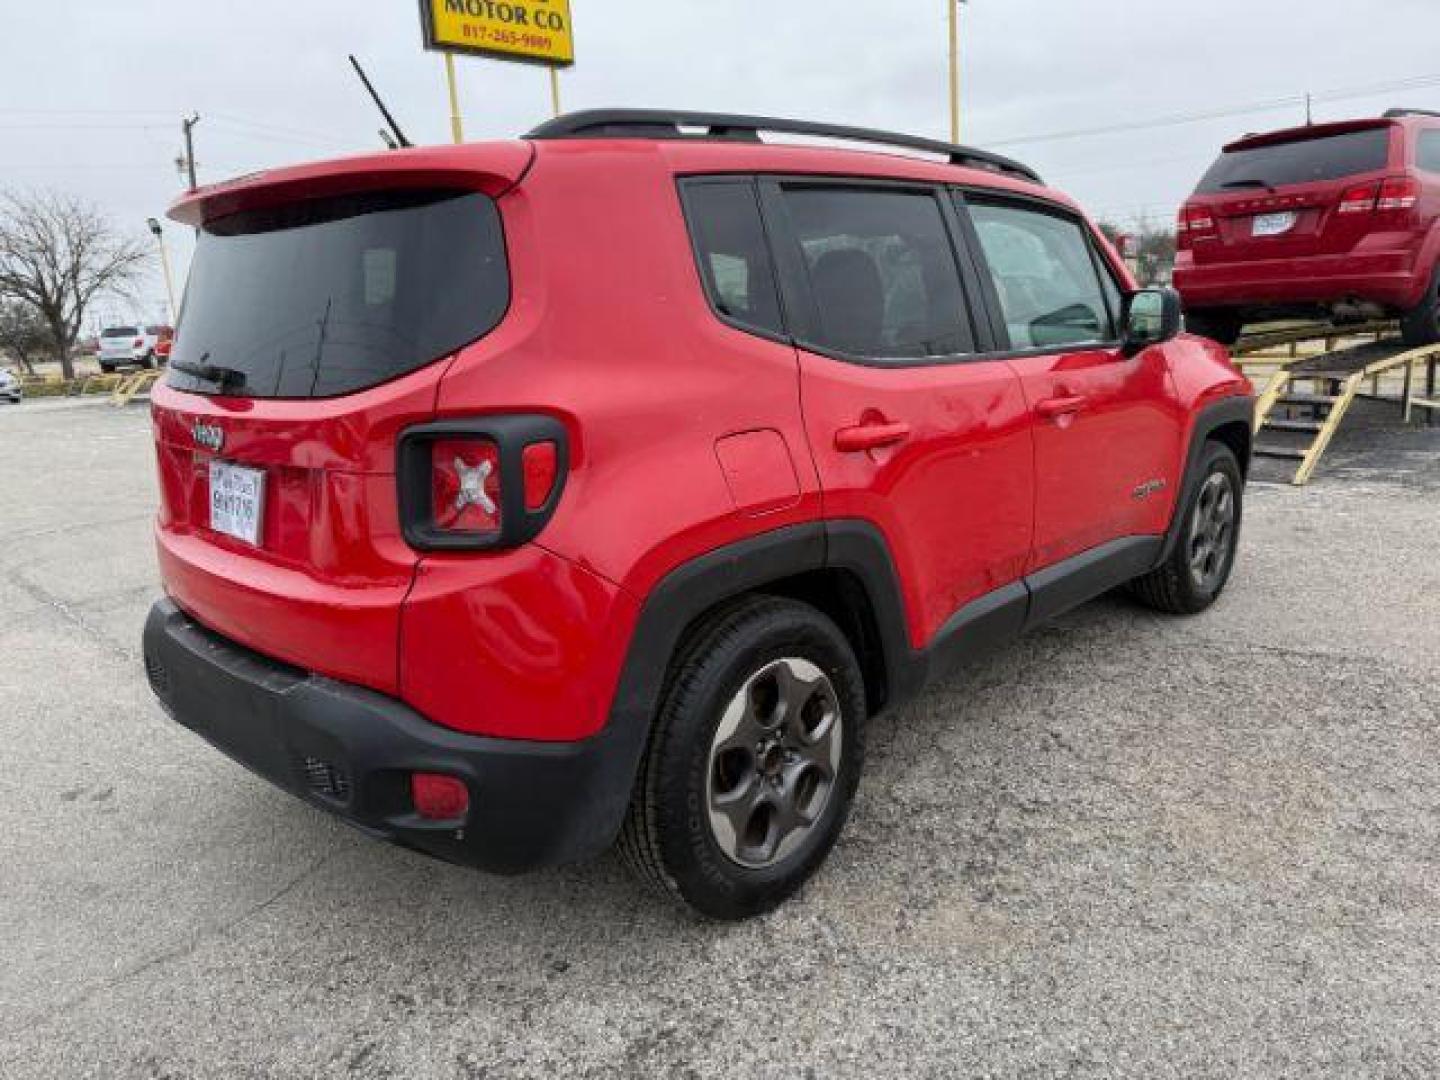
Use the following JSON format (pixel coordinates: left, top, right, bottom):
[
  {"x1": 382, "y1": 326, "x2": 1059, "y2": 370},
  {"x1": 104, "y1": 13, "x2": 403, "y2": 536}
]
[{"x1": 151, "y1": 144, "x2": 528, "y2": 694}]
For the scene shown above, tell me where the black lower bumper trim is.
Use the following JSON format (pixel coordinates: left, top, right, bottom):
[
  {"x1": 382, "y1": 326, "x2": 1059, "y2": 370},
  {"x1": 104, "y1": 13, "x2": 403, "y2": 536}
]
[{"x1": 142, "y1": 599, "x2": 644, "y2": 874}]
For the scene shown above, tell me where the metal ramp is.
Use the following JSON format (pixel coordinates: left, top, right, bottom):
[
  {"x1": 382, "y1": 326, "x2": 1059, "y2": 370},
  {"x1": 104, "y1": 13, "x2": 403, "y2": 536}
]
[{"x1": 1247, "y1": 338, "x2": 1440, "y2": 485}]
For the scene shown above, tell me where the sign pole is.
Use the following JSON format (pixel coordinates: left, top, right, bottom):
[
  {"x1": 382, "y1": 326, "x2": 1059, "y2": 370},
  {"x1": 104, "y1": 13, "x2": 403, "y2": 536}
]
[
  {"x1": 548, "y1": 67, "x2": 562, "y2": 118},
  {"x1": 444, "y1": 52, "x2": 464, "y2": 144},
  {"x1": 948, "y1": 0, "x2": 961, "y2": 143}
]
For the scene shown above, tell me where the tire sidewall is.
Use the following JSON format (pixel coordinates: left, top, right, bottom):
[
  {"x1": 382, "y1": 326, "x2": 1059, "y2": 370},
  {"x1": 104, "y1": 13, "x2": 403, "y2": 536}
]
[{"x1": 652, "y1": 604, "x2": 866, "y2": 919}]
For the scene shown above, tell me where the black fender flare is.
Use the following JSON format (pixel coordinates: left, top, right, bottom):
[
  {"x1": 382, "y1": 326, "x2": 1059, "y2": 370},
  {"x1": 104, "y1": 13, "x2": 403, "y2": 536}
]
[{"x1": 1157, "y1": 394, "x2": 1254, "y2": 566}]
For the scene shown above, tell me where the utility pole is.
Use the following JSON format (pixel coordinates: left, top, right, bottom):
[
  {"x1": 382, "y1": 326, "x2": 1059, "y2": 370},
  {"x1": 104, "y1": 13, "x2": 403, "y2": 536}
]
[
  {"x1": 180, "y1": 113, "x2": 200, "y2": 189},
  {"x1": 948, "y1": 0, "x2": 964, "y2": 143}
]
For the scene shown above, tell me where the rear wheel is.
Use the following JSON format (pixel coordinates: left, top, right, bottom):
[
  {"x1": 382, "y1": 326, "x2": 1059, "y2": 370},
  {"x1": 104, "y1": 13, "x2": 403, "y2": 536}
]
[
  {"x1": 1401, "y1": 266, "x2": 1440, "y2": 347},
  {"x1": 99, "y1": 363, "x2": 115, "y2": 374},
  {"x1": 1128, "y1": 442, "x2": 1243, "y2": 615},
  {"x1": 619, "y1": 596, "x2": 866, "y2": 920},
  {"x1": 1185, "y1": 309, "x2": 1244, "y2": 346}
]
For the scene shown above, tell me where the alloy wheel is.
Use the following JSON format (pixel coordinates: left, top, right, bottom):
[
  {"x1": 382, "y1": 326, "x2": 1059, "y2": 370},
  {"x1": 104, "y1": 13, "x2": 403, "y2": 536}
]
[{"x1": 705, "y1": 657, "x2": 843, "y2": 869}]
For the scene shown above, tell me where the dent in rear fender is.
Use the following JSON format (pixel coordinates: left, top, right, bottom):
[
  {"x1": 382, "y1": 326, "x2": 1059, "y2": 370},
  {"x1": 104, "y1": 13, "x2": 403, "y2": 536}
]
[{"x1": 398, "y1": 544, "x2": 639, "y2": 742}]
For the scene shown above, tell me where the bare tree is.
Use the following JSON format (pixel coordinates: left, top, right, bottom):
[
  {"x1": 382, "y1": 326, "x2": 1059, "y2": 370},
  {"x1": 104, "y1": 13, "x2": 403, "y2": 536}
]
[
  {"x1": 0, "y1": 190, "x2": 149, "y2": 380},
  {"x1": 0, "y1": 300, "x2": 50, "y2": 375}
]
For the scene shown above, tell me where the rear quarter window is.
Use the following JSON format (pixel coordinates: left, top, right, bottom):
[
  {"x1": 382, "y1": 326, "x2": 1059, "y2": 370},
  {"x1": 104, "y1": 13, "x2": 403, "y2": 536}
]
[
  {"x1": 167, "y1": 189, "x2": 509, "y2": 399},
  {"x1": 1417, "y1": 130, "x2": 1440, "y2": 174}
]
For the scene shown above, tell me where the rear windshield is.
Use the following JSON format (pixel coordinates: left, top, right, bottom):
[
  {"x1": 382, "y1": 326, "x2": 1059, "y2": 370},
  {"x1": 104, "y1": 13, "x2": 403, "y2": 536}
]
[
  {"x1": 167, "y1": 189, "x2": 508, "y2": 399},
  {"x1": 1196, "y1": 127, "x2": 1392, "y2": 193},
  {"x1": 102, "y1": 327, "x2": 137, "y2": 338}
]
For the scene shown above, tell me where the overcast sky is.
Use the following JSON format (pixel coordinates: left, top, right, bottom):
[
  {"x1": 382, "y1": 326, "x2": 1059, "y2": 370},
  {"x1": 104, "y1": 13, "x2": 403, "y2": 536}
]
[{"x1": 4, "y1": 0, "x2": 1440, "y2": 326}]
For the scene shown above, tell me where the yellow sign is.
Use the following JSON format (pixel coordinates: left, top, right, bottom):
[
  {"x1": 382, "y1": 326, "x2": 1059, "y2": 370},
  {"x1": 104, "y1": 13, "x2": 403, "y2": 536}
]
[{"x1": 420, "y1": 0, "x2": 574, "y2": 67}]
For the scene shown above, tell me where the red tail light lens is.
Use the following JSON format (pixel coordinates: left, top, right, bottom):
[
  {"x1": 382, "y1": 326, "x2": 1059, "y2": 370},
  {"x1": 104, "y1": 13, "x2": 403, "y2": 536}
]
[
  {"x1": 430, "y1": 437, "x2": 501, "y2": 535},
  {"x1": 1177, "y1": 205, "x2": 1217, "y2": 249},
  {"x1": 398, "y1": 416, "x2": 569, "y2": 552},
  {"x1": 411, "y1": 773, "x2": 470, "y2": 821},
  {"x1": 133, "y1": 337, "x2": 145, "y2": 348},
  {"x1": 1338, "y1": 181, "x2": 1381, "y2": 214},
  {"x1": 1377, "y1": 175, "x2": 1420, "y2": 212}
]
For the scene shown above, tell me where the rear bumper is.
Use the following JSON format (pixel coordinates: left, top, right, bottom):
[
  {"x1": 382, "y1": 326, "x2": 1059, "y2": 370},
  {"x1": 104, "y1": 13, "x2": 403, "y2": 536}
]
[
  {"x1": 142, "y1": 598, "x2": 645, "y2": 873},
  {"x1": 1175, "y1": 250, "x2": 1427, "y2": 311}
]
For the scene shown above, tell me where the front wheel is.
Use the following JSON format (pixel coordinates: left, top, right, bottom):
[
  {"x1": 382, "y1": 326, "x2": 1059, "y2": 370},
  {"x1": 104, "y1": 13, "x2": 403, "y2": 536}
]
[
  {"x1": 1128, "y1": 442, "x2": 1243, "y2": 615},
  {"x1": 618, "y1": 596, "x2": 866, "y2": 920}
]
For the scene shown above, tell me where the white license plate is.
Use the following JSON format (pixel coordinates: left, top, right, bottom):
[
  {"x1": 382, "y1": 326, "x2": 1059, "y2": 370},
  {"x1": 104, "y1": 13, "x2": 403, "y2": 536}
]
[
  {"x1": 209, "y1": 461, "x2": 266, "y2": 546},
  {"x1": 1252, "y1": 211, "x2": 1297, "y2": 237}
]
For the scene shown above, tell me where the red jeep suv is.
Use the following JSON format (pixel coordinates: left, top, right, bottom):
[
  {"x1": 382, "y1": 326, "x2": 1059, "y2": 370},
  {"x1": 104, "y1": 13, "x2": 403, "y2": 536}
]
[
  {"x1": 143, "y1": 110, "x2": 1252, "y2": 919},
  {"x1": 1175, "y1": 109, "x2": 1440, "y2": 345}
]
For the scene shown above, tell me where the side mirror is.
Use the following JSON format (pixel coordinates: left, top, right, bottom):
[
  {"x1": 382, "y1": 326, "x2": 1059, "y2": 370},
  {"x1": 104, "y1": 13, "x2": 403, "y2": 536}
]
[{"x1": 1121, "y1": 287, "x2": 1182, "y2": 356}]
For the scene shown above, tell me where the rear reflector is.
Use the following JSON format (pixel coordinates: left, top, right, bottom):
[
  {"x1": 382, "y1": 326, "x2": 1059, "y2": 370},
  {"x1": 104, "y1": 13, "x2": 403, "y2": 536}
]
[
  {"x1": 411, "y1": 773, "x2": 470, "y2": 820},
  {"x1": 522, "y1": 441, "x2": 559, "y2": 511}
]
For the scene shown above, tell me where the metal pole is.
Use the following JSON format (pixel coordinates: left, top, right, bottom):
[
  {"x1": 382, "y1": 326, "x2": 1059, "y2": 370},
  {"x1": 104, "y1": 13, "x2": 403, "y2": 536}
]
[
  {"x1": 948, "y1": 0, "x2": 960, "y2": 142},
  {"x1": 150, "y1": 223, "x2": 177, "y2": 324},
  {"x1": 549, "y1": 66, "x2": 562, "y2": 118},
  {"x1": 181, "y1": 113, "x2": 200, "y2": 190},
  {"x1": 444, "y1": 53, "x2": 464, "y2": 144}
]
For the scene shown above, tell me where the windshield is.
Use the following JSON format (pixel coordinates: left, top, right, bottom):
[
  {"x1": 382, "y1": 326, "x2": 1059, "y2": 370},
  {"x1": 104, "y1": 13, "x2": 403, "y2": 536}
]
[
  {"x1": 167, "y1": 189, "x2": 509, "y2": 399},
  {"x1": 1197, "y1": 127, "x2": 1392, "y2": 193}
]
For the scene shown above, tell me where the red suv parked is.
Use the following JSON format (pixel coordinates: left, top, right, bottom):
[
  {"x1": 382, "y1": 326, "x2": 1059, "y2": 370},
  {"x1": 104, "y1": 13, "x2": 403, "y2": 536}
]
[
  {"x1": 143, "y1": 110, "x2": 1252, "y2": 918},
  {"x1": 1175, "y1": 109, "x2": 1440, "y2": 345}
]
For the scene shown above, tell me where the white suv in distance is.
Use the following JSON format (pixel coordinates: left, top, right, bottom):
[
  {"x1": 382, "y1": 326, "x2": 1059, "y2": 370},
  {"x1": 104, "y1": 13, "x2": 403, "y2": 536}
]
[{"x1": 98, "y1": 325, "x2": 169, "y2": 373}]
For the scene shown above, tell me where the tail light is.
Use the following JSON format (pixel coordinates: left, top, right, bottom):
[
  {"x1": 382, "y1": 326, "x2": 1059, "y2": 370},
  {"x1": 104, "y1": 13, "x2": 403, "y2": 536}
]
[
  {"x1": 1377, "y1": 175, "x2": 1420, "y2": 212},
  {"x1": 1339, "y1": 176, "x2": 1419, "y2": 216},
  {"x1": 1177, "y1": 204, "x2": 1217, "y2": 249},
  {"x1": 133, "y1": 337, "x2": 145, "y2": 348},
  {"x1": 397, "y1": 415, "x2": 568, "y2": 551},
  {"x1": 1338, "y1": 181, "x2": 1381, "y2": 214}
]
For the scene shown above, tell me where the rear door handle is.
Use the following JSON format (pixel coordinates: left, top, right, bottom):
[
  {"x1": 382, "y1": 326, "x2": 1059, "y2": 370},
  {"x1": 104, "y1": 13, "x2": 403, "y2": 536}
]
[
  {"x1": 1036, "y1": 395, "x2": 1087, "y2": 420},
  {"x1": 834, "y1": 421, "x2": 911, "y2": 453}
]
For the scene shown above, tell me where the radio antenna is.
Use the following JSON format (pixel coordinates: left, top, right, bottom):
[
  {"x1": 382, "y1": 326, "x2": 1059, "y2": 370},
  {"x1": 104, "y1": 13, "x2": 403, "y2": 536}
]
[{"x1": 349, "y1": 54, "x2": 412, "y2": 149}]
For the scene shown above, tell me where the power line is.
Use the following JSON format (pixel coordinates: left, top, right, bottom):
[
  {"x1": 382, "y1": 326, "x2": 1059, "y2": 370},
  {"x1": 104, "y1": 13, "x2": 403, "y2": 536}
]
[{"x1": 985, "y1": 71, "x2": 1440, "y2": 149}]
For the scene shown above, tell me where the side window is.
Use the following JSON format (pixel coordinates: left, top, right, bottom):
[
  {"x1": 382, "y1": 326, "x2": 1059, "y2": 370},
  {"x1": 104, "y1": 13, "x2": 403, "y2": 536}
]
[
  {"x1": 1418, "y1": 130, "x2": 1440, "y2": 174},
  {"x1": 968, "y1": 201, "x2": 1118, "y2": 350},
  {"x1": 779, "y1": 186, "x2": 974, "y2": 361},
  {"x1": 681, "y1": 181, "x2": 786, "y2": 338}
]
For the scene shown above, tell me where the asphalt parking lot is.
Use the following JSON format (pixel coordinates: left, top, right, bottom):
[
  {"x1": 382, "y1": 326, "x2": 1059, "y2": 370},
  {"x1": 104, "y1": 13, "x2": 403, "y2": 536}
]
[{"x1": 2, "y1": 396, "x2": 1438, "y2": 1079}]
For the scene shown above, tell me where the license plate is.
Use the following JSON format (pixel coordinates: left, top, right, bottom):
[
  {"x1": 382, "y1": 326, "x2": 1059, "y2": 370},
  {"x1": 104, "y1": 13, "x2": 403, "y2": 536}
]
[
  {"x1": 209, "y1": 461, "x2": 266, "y2": 546},
  {"x1": 1252, "y1": 211, "x2": 1297, "y2": 237}
]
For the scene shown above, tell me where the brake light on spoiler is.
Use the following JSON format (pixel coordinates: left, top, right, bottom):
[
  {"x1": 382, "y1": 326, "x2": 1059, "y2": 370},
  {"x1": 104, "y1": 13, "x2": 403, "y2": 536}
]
[{"x1": 397, "y1": 415, "x2": 568, "y2": 552}]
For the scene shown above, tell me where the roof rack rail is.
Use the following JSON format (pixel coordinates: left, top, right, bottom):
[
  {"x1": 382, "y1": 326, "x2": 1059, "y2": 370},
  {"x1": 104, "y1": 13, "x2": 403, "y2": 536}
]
[
  {"x1": 524, "y1": 109, "x2": 1043, "y2": 185},
  {"x1": 1383, "y1": 108, "x2": 1440, "y2": 120}
]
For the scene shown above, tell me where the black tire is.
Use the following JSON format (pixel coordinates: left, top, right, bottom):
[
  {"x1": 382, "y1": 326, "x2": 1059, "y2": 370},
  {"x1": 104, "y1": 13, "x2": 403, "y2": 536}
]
[
  {"x1": 1185, "y1": 309, "x2": 1244, "y2": 346},
  {"x1": 1128, "y1": 442, "x2": 1243, "y2": 615},
  {"x1": 141, "y1": 352, "x2": 156, "y2": 370},
  {"x1": 99, "y1": 364, "x2": 115, "y2": 374},
  {"x1": 1401, "y1": 266, "x2": 1440, "y2": 347},
  {"x1": 618, "y1": 595, "x2": 866, "y2": 920}
]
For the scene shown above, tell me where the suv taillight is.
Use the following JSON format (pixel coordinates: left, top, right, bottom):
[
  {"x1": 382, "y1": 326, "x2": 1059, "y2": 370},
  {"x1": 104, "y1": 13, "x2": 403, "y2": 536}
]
[
  {"x1": 397, "y1": 416, "x2": 568, "y2": 551},
  {"x1": 1339, "y1": 176, "x2": 1419, "y2": 215},
  {"x1": 1177, "y1": 204, "x2": 1217, "y2": 249},
  {"x1": 133, "y1": 337, "x2": 145, "y2": 348},
  {"x1": 1377, "y1": 175, "x2": 1420, "y2": 212},
  {"x1": 1338, "y1": 181, "x2": 1381, "y2": 214}
]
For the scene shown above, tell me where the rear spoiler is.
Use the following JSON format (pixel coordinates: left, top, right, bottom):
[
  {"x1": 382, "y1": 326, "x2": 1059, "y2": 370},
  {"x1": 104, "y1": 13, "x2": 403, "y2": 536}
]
[
  {"x1": 1224, "y1": 118, "x2": 1394, "y2": 154},
  {"x1": 167, "y1": 141, "x2": 534, "y2": 229}
]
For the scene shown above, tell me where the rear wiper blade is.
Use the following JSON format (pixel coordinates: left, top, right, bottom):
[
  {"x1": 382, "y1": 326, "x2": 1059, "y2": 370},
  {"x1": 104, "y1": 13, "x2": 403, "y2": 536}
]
[
  {"x1": 1220, "y1": 178, "x2": 1275, "y2": 191},
  {"x1": 171, "y1": 356, "x2": 247, "y2": 390}
]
